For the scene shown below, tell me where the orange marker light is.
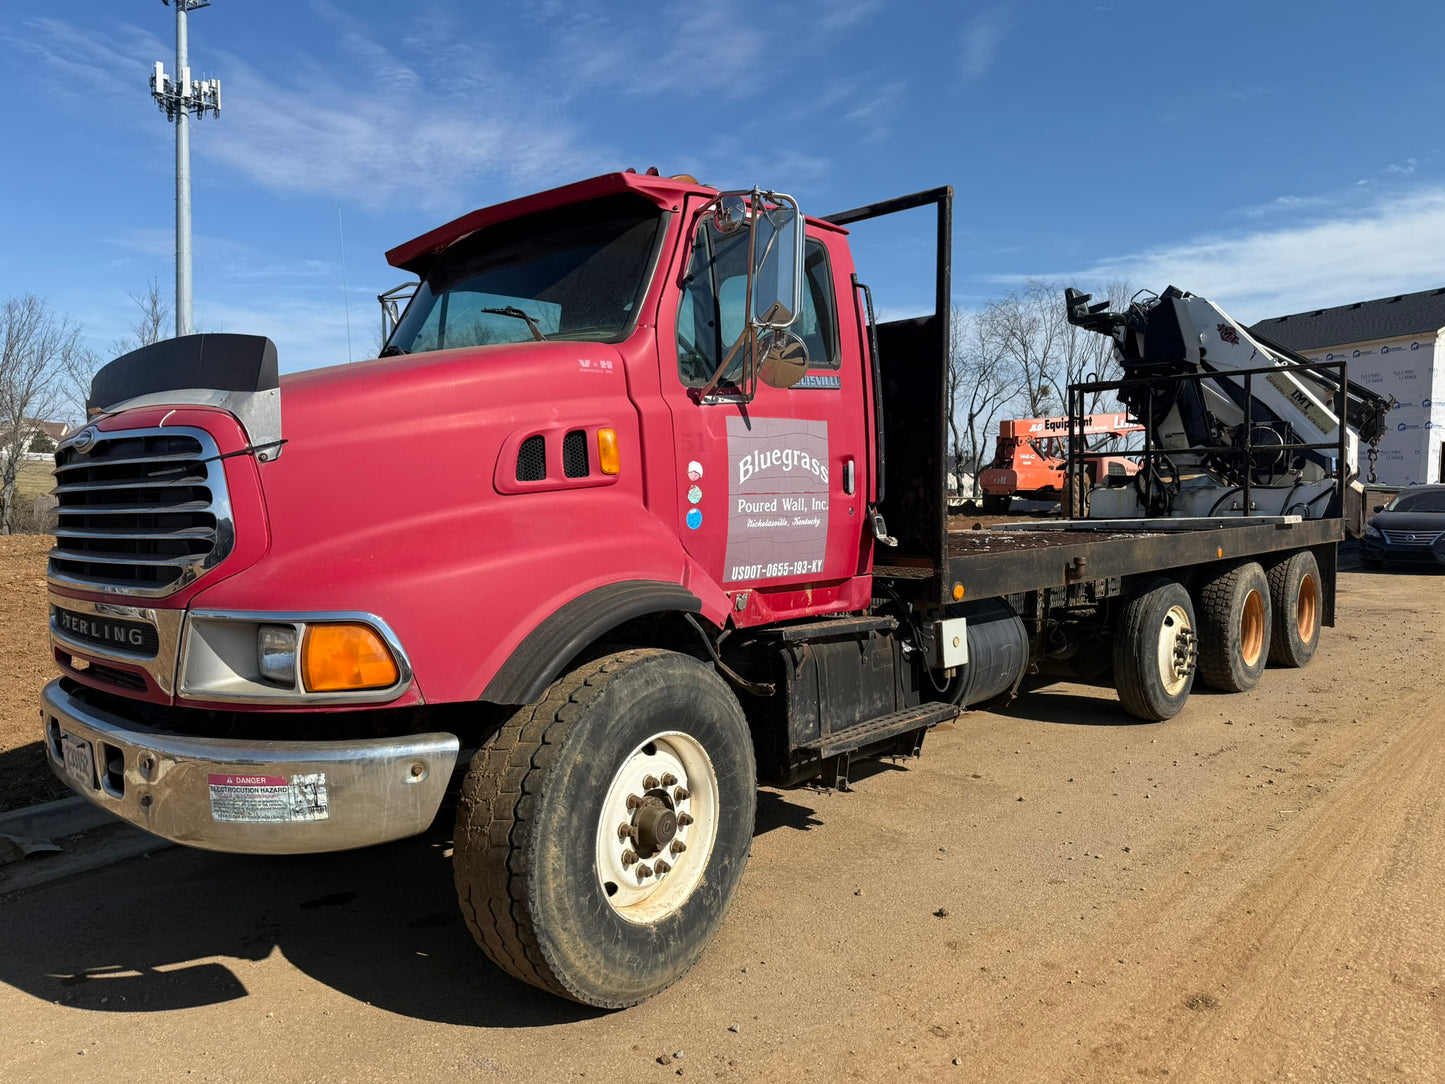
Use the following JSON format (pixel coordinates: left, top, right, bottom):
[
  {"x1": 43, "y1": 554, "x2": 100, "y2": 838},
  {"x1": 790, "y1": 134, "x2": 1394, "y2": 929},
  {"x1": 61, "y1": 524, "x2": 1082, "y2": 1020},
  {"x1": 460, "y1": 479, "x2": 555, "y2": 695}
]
[
  {"x1": 953, "y1": 583, "x2": 965, "y2": 601},
  {"x1": 1217, "y1": 547, "x2": 1224, "y2": 559},
  {"x1": 302, "y1": 624, "x2": 399, "y2": 692},
  {"x1": 597, "y1": 427, "x2": 621, "y2": 475}
]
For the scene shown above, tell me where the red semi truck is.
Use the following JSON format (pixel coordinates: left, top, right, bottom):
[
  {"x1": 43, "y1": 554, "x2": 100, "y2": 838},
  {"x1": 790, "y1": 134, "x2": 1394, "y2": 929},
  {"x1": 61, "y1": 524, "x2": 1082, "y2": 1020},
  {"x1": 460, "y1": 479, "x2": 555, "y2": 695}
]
[{"x1": 42, "y1": 173, "x2": 1340, "y2": 1007}]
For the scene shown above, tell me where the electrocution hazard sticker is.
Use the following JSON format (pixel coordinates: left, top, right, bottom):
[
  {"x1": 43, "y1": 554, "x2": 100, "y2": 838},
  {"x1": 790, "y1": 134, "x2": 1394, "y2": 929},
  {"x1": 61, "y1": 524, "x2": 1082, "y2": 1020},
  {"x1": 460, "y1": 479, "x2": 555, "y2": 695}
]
[{"x1": 207, "y1": 773, "x2": 330, "y2": 823}]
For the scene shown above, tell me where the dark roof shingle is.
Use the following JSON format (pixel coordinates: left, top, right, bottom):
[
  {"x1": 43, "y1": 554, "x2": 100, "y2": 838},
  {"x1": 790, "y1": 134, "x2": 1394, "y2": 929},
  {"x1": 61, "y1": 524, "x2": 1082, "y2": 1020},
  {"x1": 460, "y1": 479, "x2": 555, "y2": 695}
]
[{"x1": 1250, "y1": 286, "x2": 1445, "y2": 352}]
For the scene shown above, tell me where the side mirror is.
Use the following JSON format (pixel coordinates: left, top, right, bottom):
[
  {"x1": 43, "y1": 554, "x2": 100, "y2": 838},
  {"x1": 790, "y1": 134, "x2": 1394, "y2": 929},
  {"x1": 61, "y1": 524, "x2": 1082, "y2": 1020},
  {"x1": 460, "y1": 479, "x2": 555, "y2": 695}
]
[
  {"x1": 713, "y1": 195, "x2": 748, "y2": 234},
  {"x1": 1373, "y1": 504, "x2": 1385, "y2": 513},
  {"x1": 694, "y1": 188, "x2": 808, "y2": 403},
  {"x1": 750, "y1": 199, "x2": 804, "y2": 331},
  {"x1": 757, "y1": 329, "x2": 810, "y2": 389}
]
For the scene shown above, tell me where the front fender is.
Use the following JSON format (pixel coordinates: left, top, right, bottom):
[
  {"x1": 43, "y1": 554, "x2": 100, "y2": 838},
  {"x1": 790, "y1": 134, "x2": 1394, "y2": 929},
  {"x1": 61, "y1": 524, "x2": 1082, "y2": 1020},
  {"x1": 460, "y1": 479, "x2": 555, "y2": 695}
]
[{"x1": 480, "y1": 580, "x2": 702, "y2": 704}]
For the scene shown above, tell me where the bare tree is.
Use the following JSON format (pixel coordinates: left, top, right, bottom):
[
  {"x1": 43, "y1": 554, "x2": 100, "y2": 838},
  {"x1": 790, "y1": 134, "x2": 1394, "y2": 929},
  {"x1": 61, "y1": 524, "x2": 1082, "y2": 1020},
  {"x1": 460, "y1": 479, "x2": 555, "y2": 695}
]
[
  {"x1": 978, "y1": 277, "x2": 1135, "y2": 421},
  {"x1": 981, "y1": 279, "x2": 1068, "y2": 417},
  {"x1": 110, "y1": 278, "x2": 171, "y2": 356},
  {"x1": 1058, "y1": 277, "x2": 1133, "y2": 415},
  {"x1": 0, "y1": 295, "x2": 87, "y2": 533},
  {"x1": 948, "y1": 306, "x2": 1019, "y2": 495}
]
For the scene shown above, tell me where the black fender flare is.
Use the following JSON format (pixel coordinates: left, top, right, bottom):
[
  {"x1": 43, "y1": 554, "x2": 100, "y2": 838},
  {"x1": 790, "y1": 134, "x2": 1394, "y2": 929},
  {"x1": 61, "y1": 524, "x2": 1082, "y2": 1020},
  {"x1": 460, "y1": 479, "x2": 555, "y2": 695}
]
[{"x1": 480, "y1": 580, "x2": 703, "y2": 705}]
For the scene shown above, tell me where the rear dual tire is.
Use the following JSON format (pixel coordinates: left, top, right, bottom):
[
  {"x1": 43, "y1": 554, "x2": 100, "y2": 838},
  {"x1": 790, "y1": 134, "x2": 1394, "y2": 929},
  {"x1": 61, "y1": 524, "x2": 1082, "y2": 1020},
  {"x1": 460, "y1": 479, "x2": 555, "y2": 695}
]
[
  {"x1": 1266, "y1": 550, "x2": 1321, "y2": 668},
  {"x1": 1197, "y1": 561, "x2": 1272, "y2": 693}
]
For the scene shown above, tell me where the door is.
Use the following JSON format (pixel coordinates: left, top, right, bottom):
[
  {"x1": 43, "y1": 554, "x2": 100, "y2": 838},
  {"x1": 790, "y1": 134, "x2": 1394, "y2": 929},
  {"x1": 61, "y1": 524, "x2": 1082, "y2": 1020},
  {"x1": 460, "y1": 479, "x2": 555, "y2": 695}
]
[{"x1": 660, "y1": 207, "x2": 871, "y2": 623}]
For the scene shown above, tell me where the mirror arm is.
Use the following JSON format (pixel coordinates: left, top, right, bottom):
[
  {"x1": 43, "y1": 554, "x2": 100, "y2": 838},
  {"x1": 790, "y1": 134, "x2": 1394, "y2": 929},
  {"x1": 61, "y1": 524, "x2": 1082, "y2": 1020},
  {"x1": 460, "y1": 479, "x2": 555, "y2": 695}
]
[{"x1": 695, "y1": 328, "x2": 755, "y2": 402}]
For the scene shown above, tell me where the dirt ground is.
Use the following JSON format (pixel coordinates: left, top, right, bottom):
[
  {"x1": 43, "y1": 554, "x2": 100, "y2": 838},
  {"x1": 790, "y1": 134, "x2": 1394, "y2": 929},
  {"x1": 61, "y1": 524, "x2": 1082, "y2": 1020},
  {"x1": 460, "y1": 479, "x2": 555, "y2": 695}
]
[
  {"x1": 0, "y1": 534, "x2": 67, "y2": 812},
  {"x1": 1, "y1": 541, "x2": 1441, "y2": 1082}
]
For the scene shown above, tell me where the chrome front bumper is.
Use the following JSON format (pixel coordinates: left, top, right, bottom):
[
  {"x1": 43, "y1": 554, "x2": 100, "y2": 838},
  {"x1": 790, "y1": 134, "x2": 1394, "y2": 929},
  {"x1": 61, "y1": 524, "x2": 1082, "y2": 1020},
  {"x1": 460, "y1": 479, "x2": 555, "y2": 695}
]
[{"x1": 40, "y1": 680, "x2": 460, "y2": 854}]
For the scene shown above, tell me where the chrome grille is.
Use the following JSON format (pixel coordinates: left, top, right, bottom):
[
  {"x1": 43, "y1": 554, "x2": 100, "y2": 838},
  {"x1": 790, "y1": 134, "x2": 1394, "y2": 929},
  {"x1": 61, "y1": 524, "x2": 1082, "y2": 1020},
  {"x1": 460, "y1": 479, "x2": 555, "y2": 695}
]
[
  {"x1": 1381, "y1": 528, "x2": 1444, "y2": 547},
  {"x1": 49, "y1": 426, "x2": 235, "y2": 597}
]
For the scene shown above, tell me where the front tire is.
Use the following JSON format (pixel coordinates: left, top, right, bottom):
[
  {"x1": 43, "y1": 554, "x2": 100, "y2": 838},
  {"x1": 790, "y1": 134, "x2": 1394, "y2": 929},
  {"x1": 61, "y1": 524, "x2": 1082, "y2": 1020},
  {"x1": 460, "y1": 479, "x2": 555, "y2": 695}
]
[
  {"x1": 453, "y1": 649, "x2": 757, "y2": 1007},
  {"x1": 1196, "y1": 562, "x2": 1272, "y2": 692},
  {"x1": 1114, "y1": 577, "x2": 1198, "y2": 721}
]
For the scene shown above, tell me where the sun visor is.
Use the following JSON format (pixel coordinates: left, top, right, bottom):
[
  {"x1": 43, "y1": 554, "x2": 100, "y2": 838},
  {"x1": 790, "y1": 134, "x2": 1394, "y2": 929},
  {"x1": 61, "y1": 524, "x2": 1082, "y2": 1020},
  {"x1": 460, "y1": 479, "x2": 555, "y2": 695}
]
[{"x1": 88, "y1": 333, "x2": 284, "y2": 460}]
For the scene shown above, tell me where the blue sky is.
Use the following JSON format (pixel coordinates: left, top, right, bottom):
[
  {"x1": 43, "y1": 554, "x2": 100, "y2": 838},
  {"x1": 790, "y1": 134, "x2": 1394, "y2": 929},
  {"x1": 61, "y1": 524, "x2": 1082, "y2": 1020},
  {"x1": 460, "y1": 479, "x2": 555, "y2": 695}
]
[{"x1": 4, "y1": 1, "x2": 1445, "y2": 376}]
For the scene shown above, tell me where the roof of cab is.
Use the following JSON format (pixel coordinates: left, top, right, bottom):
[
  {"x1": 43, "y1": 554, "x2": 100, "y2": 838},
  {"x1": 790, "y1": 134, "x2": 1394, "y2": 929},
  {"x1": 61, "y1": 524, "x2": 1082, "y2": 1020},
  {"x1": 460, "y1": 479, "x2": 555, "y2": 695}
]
[
  {"x1": 384, "y1": 171, "x2": 847, "y2": 276},
  {"x1": 385, "y1": 172, "x2": 712, "y2": 275}
]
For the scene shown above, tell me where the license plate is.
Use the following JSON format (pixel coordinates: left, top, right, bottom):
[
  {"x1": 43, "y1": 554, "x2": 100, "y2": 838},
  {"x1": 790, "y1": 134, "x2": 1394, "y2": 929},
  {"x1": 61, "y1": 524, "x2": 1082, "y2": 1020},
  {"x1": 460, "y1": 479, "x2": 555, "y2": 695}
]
[{"x1": 61, "y1": 733, "x2": 96, "y2": 791}]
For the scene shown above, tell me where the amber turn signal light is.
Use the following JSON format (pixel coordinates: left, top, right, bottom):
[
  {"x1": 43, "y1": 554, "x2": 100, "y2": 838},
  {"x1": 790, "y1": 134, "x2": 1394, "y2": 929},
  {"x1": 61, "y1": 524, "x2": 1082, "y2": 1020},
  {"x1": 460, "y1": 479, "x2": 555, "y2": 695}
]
[
  {"x1": 302, "y1": 624, "x2": 400, "y2": 692},
  {"x1": 597, "y1": 427, "x2": 621, "y2": 475}
]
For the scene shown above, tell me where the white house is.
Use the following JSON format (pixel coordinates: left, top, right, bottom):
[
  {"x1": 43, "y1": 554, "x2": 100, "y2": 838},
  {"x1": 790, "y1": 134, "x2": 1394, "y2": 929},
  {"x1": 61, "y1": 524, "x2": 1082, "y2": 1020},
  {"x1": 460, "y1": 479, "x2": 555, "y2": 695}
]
[{"x1": 1251, "y1": 288, "x2": 1445, "y2": 486}]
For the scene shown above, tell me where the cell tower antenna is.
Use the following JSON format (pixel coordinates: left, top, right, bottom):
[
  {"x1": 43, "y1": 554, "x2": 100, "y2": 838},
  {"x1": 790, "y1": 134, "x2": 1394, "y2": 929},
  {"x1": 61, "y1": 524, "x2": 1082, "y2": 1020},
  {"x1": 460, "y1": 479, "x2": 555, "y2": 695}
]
[{"x1": 150, "y1": 1, "x2": 221, "y2": 339}]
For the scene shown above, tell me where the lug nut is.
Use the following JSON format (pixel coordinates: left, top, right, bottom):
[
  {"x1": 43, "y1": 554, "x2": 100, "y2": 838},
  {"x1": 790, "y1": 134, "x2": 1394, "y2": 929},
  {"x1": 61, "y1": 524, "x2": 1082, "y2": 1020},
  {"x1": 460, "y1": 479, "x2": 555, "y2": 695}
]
[
  {"x1": 636, "y1": 864, "x2": 653, "y2": 880},
  {"x1": 678, "y1": 812, "x2": 694, "y2": 826},
  {"x1": 673, "y1": 787, "x2": 689, "y2": 802},
  {"x1": 654, "y1": 860, "x2": 671, "y2": 876},
  {"x1": 621, "y1": 849, "x2": 637, "y2": 867},
  {"x1": 618, "y1": 822, "x2": 637, "y2": 842},
  {"x1": 625, "y1": 794, "x2": 643, "y2": 810},
  {"x1": 661, "y1": 773, "x2": 678, "y2": 787},
  {"x1": 642, "y1": 775, "x2": 660, "y2": 790},
  {"x1": 670, "y1": 839, "x2": 686, "y2": 855}
]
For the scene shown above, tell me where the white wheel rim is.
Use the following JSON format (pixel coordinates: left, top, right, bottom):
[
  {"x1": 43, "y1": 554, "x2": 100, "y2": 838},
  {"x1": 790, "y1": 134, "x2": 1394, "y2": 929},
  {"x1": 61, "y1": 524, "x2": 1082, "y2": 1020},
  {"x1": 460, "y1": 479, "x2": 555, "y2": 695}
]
[
  {"x1": 1155, "y1": 604, "x2": 1195, "y2": 697},
  {"x1": 595, "y1": 731, "x2": 719, "y2": 924}
]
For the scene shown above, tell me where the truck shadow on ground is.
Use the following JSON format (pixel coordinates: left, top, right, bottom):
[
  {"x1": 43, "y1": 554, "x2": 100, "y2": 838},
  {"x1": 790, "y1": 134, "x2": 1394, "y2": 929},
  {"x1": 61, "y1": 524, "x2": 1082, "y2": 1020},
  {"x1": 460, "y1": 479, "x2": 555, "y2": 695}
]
[
  {"x1": 0, "y1": 740, "x2": 70, "y2": 814},
  {"x1": 0, "y1": 826, "x2": 603, "y2": 1027},
  {"x1": 1, "y1": 790, "x2": 830, "y2": 1026}
]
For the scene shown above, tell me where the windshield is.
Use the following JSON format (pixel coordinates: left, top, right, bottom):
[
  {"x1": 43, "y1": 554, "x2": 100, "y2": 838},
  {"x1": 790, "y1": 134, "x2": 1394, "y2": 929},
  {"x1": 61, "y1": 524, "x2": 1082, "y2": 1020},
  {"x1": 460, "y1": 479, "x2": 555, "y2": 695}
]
[
  {"x1": 389, "y1": 194, "x2": 664, "y2": 354},
  {"x1": 1385, "y1": 489, "x2": 1445, "y2": 513}
]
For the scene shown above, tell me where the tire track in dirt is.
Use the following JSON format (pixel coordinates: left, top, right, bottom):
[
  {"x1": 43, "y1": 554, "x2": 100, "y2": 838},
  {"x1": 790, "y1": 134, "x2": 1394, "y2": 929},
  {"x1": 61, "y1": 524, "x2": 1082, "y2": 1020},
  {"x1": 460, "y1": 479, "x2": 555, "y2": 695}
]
[{"x1": 738, "y1": 577, "x2": 1445, "y2": 1083}]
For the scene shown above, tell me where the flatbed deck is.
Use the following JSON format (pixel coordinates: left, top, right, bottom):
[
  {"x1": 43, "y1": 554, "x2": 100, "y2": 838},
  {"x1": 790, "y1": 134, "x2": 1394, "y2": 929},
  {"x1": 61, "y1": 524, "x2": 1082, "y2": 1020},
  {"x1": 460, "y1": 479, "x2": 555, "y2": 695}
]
[{"x1": 875, "y1": 516, "x2": 1342, "y2": 604}]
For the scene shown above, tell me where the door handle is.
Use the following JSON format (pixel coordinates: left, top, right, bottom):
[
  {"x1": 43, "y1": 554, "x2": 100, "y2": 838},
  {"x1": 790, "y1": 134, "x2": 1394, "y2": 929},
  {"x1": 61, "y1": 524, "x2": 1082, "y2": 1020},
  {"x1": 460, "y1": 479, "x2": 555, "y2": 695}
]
[{"x1": 843, "y1": 458, "x2": 855, "y2": 495}]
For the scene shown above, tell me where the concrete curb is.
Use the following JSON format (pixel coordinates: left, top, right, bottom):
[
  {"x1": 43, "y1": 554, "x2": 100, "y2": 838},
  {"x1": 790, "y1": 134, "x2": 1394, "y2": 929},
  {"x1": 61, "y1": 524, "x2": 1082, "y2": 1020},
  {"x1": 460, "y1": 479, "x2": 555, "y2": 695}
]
[
  {"x1": 0, "y1": 797, "x2": 172, "y2": 896},
  {"x1": 0, "y1": 795, "x2": 114, "y2": 840}
]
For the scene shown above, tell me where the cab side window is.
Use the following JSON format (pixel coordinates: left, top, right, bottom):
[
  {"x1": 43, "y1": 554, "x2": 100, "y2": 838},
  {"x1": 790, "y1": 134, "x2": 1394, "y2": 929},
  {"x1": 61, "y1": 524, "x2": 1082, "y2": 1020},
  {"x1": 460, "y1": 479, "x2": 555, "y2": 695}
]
[{"x1": 677, "y1": 224, "x2": 840, "y2": 387}]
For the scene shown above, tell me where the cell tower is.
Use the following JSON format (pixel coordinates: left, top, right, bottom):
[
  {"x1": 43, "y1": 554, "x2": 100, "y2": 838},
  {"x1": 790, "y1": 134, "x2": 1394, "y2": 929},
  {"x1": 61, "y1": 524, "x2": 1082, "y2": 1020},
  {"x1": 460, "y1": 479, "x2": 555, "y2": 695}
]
[{"x1": 149, "y1": 1, "x2": 221, "y2": 339}]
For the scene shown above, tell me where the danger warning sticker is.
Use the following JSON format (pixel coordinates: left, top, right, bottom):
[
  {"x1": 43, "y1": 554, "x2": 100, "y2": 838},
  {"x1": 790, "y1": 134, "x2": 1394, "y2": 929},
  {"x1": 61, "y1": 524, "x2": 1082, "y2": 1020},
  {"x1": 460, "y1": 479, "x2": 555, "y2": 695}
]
[{"x1": 207, "y1": 772, "x2": 330, "y2": 823}]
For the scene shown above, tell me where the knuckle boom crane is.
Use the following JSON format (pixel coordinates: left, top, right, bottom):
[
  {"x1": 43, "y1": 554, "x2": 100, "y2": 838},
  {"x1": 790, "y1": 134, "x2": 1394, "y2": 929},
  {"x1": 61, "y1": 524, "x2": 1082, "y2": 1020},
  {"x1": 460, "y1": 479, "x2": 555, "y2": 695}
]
[{"x1": 1065, "y1": 286, "x2": 1394, "y2": 520}]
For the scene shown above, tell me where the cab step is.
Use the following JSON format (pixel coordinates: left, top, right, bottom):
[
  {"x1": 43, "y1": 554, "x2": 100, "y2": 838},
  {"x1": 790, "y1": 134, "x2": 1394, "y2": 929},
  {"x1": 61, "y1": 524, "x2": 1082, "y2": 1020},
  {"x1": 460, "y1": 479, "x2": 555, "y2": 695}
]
[
  {"x1": 803, "y1": 701, "x2": 959, "y2": 790},
  {"x1": 803, "y1": 701, "x2": 959, "y2": 758}
]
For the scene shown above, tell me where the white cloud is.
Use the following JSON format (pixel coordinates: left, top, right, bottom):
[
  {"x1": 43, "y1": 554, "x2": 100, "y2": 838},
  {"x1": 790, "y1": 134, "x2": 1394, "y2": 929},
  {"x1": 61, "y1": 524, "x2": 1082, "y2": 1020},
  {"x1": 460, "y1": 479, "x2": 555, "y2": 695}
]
[
  {"x1": 815, "y1": 0, "x2": 884, "y2": 34},
  {"x1": 844, "y1": 81, "x2": 907, "y2": 145},
  {"x1": 1046, "y1": 187, "x2": 1445, "y2": 323},
  {"x1": 108, "y1": 229, "x2": 253, "y2": 261},
  {"x1": 960, "y1": 13, "x2": 1007, "y2": 80},
  {"x1": 544, "y1": 4, "x2": 765, "y2": 99},
  {"x1": 9, "y1": 14, "x2": 615, "y2": 212},
  {"x1": 1, "y1": 16, "x2": 163, "y2": 101}
]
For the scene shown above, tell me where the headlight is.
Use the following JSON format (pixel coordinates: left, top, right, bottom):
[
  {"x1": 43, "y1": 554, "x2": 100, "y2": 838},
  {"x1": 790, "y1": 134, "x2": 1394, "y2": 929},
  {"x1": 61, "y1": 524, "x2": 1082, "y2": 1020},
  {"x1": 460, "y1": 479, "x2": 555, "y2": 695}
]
[
  {"x1": 257, "y1": 625, "x2": 299, "y2": 685},
  {"x1": 1363, "y1": 523, "x2": 1382, "y2": 539},
  {"x1": 181, "y1": 612, "x2": 411, "y2": 703}
]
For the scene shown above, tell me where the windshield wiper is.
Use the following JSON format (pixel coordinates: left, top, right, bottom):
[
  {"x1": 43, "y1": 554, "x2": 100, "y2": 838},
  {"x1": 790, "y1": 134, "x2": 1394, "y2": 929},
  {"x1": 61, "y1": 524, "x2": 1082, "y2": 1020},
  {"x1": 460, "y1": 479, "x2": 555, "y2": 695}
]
[{"x1": 479, "y1": 306, "x2": 548, "y2": 342}]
